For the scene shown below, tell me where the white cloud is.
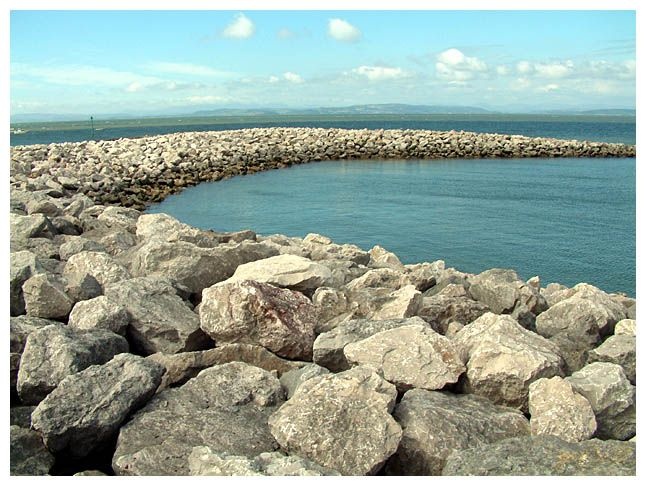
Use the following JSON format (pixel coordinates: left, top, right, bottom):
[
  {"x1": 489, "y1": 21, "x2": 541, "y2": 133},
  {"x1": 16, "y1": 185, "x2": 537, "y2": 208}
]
[
  {"x1": 221, "y1": 13, "x2": 255, "y2": 39},
  {"x1": 537, "y1": 83, "x2": 560, "y2": 93},
  {"x1": 328, "y1": 18, "x2": 361, "y2": 43},
  {"x1": 435, "y1": 48, "x2": 487, "y2": 82},
  {"x1": 268, "y1": 75, "x2": 280, "y2": 83},
  {"x1": 496, "y1": 65, "x2": 511, "y2": 76},
  {"x1": 516, "y1": 61, "x2": 533, "y2": 75},
  {"x1": 185, "y1": 95, "x2": 227, "y2": 104},
  {"x1": 283, "y1": 72, "x2": 304, "y2": 83},
  {"x1": 534, "y1": 61, "x2": 574, "y2": 78},
  {"x1": 146, "y1": 61, "x2": 233, "y2": 78},
  {"x1": 125, "y1": 82, "x2": 144, "y2": 93},
  {"x1": 352, "y1": 65, "x2": 407, "y2": 81}
]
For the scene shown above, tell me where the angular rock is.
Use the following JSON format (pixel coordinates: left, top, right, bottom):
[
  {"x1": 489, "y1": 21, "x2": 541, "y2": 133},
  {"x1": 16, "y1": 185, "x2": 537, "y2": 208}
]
[
  {"x1": 17, "y1": 324, "x2": 129, "y2": 405},
  {"x1": 147, "y1": 343, "x2": 307, "y2": 391},
  {"x1": 345, "y1": 267, "x2": 410, "y2": 292},
  {"x1": 528, "y1": 376, "x2": 597, "y2": 442},
  {"x1": 112, "y1": 362, "x2": 285, "y2": 476},
  {"x1": 418, "y1": 283, "x2": 489, "y2": 333},
  {"x1": 227, "y1": 254, "x2": 333, "y2": 293},
  {"x1": 268, "y1": 366, "x2": 402, "y2": 475},
  {"x1": 587, "y1": 335, "x2": 636, "y2": 384},
  {"x1": 279, "y1": 363, "x2": 330, "y2": 399},
  {"x1": 405, "y1": 260, "x2": 445, "y2": 292},
  {"x1": 614, "y1": 318, "x2": 636, "y2": 336},
  {"x1": 368, "y1": 245, "x2": 406, "y2": 271},
  {"x1": 566, "y1": 362, "x2": 636, "y2": 440},
  {"x1": 104, "y1": 277, "x2": 210, "y2": 355},
  {"x1": 200, "y1": 280, "x2": 316, "y2": 360},
  {"x1": 136, "y1": 212, "x2": 220, "y2": 247},
  {"x1": 68, "y1": 295, "x2": 130, "y2": 335},
  {"x1": 58, "y1": 236, "x2": 107, "y2": 261},
  {"x1": 10, "y1": 406, "x2": 36, "y2": 428},
  {"x1": 31, "y1": 354, "x2": 164, "y2": 457},
  {"x1": 303, "y1": 233, "x2": 370, "y2": 265},
  {"x1": 454, "y1": 312, "x2": 565, "y2": 411},
  {"x1": 369, "y1": 284, "x2": 422, "y2": 320},
  {"x1": 386, "y1": 389, "x2": 529, "y2": 475},
  {"x1": 344, "y1": 324, "x2": 465, "y2": 391},
  {"x1": 63, "y1": 250, "x2": 131, "y2": 290},
  {"x1": 96, "y1": 205, "x2": 141, "y2": 233},
  {"x1": 10, "y1": 213, "x2": 57, "y2": 240},
  {"x1": 442, "y1": 436, "x2": 635, "y2": 476},
  {"x1": 10, "y1": 425, "x2": 55, "y2": 476},
  {"x1": 22, "y1": 273, "x2": 74, "y2": 319},
  {"x1": 64, "y1": 272, "x2": 102, "y2": 303},
  {"x1": 188, "y1": 448, "x2": 340, "y2": 476},
  {"x1": 313, "y1": 316, "x2": 430, "y2": 372},
  {"x1": 10, "y1": 250, "x2": 44, "y2": 316}
]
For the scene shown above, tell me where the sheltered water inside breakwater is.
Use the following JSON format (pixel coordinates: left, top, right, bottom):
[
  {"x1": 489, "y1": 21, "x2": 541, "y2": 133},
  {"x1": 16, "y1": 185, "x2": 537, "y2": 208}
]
[{"x1": 148, "y1": 157, "x2": 636, "y2": 296}]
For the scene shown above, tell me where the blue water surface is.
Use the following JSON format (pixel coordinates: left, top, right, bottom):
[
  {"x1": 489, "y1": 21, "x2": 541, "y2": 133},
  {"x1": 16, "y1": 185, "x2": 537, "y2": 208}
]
[{"x1": 147, "y1": 157, "x2": 636, "y2": 296}]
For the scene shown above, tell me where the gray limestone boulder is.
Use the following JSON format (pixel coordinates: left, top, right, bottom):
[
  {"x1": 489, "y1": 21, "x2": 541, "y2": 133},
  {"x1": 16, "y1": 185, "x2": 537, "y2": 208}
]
[
  {"x1": 112, "y1": 362, "x2": 285, "y2": 476},
  {"x1": 385, "y1": 389, "x2": 529, "y2": 475},
  {"x1": 453, "y1": 312, "x2": 565, "y2": 411},
  {"x1": 68, "y1": 295, "x2": 130, "y2": 335},
  {"x1": 10, "y1": 425, "x2": 55, "y2": 476},
  {"x1": 614, "y1": 318, "x2": 636, "y2": 336},
  {"x1": 345, "y1": 267, "x2": 411, "y2": 292},
  {"x1": 528, "y1": 376, "x2": 597, "y2": 442},
  {"x1": 566, "y1": 362, "x2": 636, "y2": 440},
  {"x1": 227, "y1": 254, "x2": 333, "y2": 293},
  {"x1": 188, "y1": 448, "x2": 340, "y2": 476},
  {"x1": 104, "y1": 277, "x2": 210, "y2": 355},
  {"x1": 368, "y1": 245, "x2": 406, "y2": 271},
  {"x1": 268, "y1": 366, "x2": 402, "y2": 475},
  {"x1": 303, "y1": 234, "x2": 370, "y2": 266},
  {"x1": 148, "y1": 344, "x2": 306, "y2": 391},
  {"x1": 200, "y1": 280, "x2": 316, "y2": 360},
  {"x1": 136, "y1": 212, "x2": 220, "y2": 247},
  {"x1": 367, "y1": 284, "x2": 423, "y2": 320},
  {"x1": 10, "y1": 213, "x2": 57, "y2": 240},
  {"x1": 58, "y1": 236, "x2": 107, "y2": 261},
  {"x1": 63, "y1": 250, "x2": 131, "y2": 290},
  {"x1": 442, "y1": 436, "x2": 635, "y2": 476},
  {"x1": 22, "y1": 273, "x2": 74, "y2": 319},
  {"x1": 17, "y1": 324, "x2": 129, "y2": 405},
  {"x1": 344, "y1": 324, "x2": 465, "y2": 392},
  {"x1": 587, "y1": 335, "x2": 636, "y2": 384},
  {"x1": 96, "y1": 205, "x2": 141, "y2": 233},
  {"x1": 418, "y1": 283, "x2": 489, "y2": 333},
  {"x1": 312, "y1": 287, "x2": 353, "y2": 333},
  {"x1": 279, "y1": 363, "x2": 331, "y2": 399},
  {"x1": 405, "y1": 261, "x2": 445, "y2": 292},
  {"x1": 313, "y1": 316, "x2": 430, "y2": 372},
  {"x1": 31, "y1": 353, "x2": 164, "y2": 457},
  {"x1": 10, "y1": 250, "x2": 44, "y2": 316}
]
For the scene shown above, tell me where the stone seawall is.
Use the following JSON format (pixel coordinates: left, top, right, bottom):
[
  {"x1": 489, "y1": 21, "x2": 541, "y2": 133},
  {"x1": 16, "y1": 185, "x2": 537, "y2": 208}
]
[{"x1": 10, "y1": 127, "x2": 636, "y2": 210}]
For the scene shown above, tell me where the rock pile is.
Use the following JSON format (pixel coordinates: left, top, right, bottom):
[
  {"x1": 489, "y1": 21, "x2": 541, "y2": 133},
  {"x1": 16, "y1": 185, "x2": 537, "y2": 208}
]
[{"x1": 9, "y1": 129, "x2": 636, "y2": 476}]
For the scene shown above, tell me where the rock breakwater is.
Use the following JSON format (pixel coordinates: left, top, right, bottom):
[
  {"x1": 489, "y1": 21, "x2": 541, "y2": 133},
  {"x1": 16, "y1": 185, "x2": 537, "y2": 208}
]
[{"x1": 9, "y1": 128, "x2": 636, "y2": 476}]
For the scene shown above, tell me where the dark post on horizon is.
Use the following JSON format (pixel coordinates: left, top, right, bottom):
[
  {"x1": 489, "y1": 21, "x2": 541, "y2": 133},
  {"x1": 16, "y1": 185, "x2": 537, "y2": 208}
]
[{"x1": 90, "y1": 116, "x2": 95, "y2": 140}]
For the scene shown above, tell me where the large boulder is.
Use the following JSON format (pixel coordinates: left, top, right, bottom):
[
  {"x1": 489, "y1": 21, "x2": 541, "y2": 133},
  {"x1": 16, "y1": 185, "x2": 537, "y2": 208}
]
[
  {"x1": 136, "y1": 212, "x2": 222, "y2": 247},
  {"x1": 104, "y1": 277, "x2": 210, "y2": 355},
  {"x1": 68, "y1": 295, "x2": 130, "y2": 335},
  {"x1": 10, "y1": 425, "x2": 55, "y2": 476},
  {"x1": 199, "y1": 280, "x2": 316, "y2": 360},
  {"x1": 63, "y1": 250, "x2": 131, "y2": 290},
  {"x1": 344, "y1": 324, "x2": 465, "y2": 392},
  {"x1": 587, "y1": 335, "x2": 636, "y2": 384},
  {"x1": 96, "y1": 205, "x2": 141, "y2": 233},
  {"x1": 303, "y1": 233, "x2": 369, "y2": 266},
  {"x1": 386, "y1": 389, "x2": 529, "y2": 475},
  {"x1": 528, "y1": 376, "x2": 597, "y2": 442},
  {"x1": 345, "y1": 268, "x2": 411, "y2": 292},
  {"x1": 112, "y1": 362, "x2": 285, "y2": 476},
  {"x1": 188, "y1": 448, "x2": 340, "y2": 476},
  {"x1": 22, "y1": 273, "x2": 73, "y2": 320},
  {"x1": 10, "y1": 250, "x2": 44, "y2": 316},
  {"x1": 453, "y1": 312, "x2": 565, "y2": 411},
  {"x1": 31, "y1": 354, "x2": 164, "y2": 457},
  {"x1": 368, "y1": 285, "x2": 422, "y2": 320},
  {"x1": 313, "y1": 317, "x2": 430, "y2": 372},
  {"x1": 268, "y1": 366, "x2": 402, "y2": 475},
  {"x1": 418, "y1": 283, "x2": 489, "y2": 333},
  {"x1": 368, "y1": 245, "x2": 406, "y2": 271},
  {"x1": 566, "y1": 362, "x2": 636, "y2": 440},
  {"x1": 442, "y1": 436, "x2": 636, "y2": 476},
  {"x1": 10, "y1": 213, "x2": 57, "y2": 240},
  {"x1": 17, "y1": 324, "x2": 129, "y2": 405},
  {"x1": 614, "y1": 319, "x2": 636, "y2": 336},
  {"x1": 279, "y1": 364, "x2": 331, "y2": 399},
  {"x1": 58, "y1": 235, "x2": 107, "y2": 261}
]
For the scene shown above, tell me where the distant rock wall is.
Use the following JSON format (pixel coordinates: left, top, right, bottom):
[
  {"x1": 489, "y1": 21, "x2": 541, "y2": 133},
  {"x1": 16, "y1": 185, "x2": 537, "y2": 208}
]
[{"x1": 10, "y1": 127, "x2": 636, "y2": 209}]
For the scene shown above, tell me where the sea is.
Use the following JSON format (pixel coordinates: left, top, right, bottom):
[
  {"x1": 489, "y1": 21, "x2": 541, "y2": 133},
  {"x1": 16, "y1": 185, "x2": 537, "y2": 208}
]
[{"x1": 11, "y1": 115, "x2": 637, "y2": 296}]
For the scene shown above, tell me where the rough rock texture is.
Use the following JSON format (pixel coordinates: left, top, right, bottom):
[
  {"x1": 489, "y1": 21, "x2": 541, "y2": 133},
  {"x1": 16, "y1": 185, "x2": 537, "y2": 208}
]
[
  {"x1": 10, "y1": 250, "x2": 44, "y2": 316},
  {"x1": 200, "y1": 280, "x2": 316, "y2": 360},
  {"x1": 147, "y1": 344, "x2": 307, "y2": 391},
  {"x1": 279, "y1": 363, "x2": 331, "y2": 399},
  {"x1": 368, "y1": 245, "x2": 406, "y2": 271},
  {"x1": 17, "y1": 324, "x2": 129, "y2": 405},
  {"x1": 22, "y1": 273, "x2": 74, "y2": 319},
  {"x1": 528, "y1": 376, "x2": 597, "y2": 442},
  {"x1": 345, "y1": 267, "x2": 411, "y2": 292},
  {"x1": 386, "y1": 389, "x2": 529, "y2": 475},
  {"x1": 112, "y1": 362, "x2": 285, "y2": 476},
  {"x1": 268, "y1": 366, "x2": 402, "y2": 475},
  {"x1": 566, "y1": 362, "x2": 636, "y2": 440},
  {"x1": 614, "y1": 318, "x2": 636, "y2": 336},
  {"x1": 313, "y1": 316, "x2": 430, "y2": 372},
  {"x1": 442, "y1": 436, "x2": 636, "y2": 476},
  {"x1": 418, "y1": 283, "x2": 489, "y2": 333},
  {"x1": 68, "y1": 295, "x2": 130, "y2": 335},
  {"x1": 303, "y1": 233, "x2": 369, "y2": 265},
  {"x1": 344, "y1": 324, "x2": 465, "y2": 391},
  {"x1": 188, "y1": 448, "x2": 340, "y2": 476},
  {"x1": 104, "y1": 277, "x2": 210, "y2": 355},
  {"x1": 453, "y1": 312, "x2": 565, "y2": 411},
  {"x1": 63, "y1": 250, "x2": 131, "y2": 290},
  {"x1": 587, "y1": 335, "x2": 636, "y2": 384},
  {"x1": 31, "y1": 354, "x2": 164, "y2": 457},
  {"x1": 10, "y1": 425, "x2": 55, "y2": 476},
  {"x1": 227, "y1": 254, "x2": 333, "y2": 293},
  {"x1": 369, "y1": 285, "x2": 422, "y2": 320}
]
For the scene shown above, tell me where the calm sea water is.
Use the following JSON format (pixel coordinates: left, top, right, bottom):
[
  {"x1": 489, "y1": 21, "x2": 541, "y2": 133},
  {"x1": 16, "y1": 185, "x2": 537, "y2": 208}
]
[
  {"x1": 10, "y1": 116, "x2": 636, "y2": 146},
  {"x1": 147, "y1": 157, "x2": 636, "y2": 296}
]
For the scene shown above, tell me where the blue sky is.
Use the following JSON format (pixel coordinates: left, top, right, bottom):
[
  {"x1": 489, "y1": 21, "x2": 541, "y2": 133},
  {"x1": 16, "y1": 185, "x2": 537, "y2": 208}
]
[{"x1": 10, "y1": 10, "x2": 636, "y2": 116}]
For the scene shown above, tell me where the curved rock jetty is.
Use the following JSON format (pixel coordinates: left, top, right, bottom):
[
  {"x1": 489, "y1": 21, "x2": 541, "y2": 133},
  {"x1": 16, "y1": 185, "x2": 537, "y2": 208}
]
[{"x1": 8, "y1": 128, "x2": 636, "y2": 476}]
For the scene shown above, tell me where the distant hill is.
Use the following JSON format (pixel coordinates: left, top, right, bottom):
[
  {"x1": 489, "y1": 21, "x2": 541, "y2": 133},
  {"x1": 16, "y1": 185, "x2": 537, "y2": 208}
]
[{"x1": 536, "y1": 108, "x2": 636, "y2": 116}]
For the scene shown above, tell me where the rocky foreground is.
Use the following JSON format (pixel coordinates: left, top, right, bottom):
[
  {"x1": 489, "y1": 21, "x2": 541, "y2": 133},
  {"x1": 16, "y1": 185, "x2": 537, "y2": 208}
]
[{"x1": 9, "y1": 128, "x2": 637, "y2": 476}]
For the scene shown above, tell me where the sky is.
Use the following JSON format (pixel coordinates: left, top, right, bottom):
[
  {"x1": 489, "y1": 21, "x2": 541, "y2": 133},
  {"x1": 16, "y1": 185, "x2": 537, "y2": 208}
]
[{"x1": 9, "y1": 8, "x2": 637, "y2": 117}]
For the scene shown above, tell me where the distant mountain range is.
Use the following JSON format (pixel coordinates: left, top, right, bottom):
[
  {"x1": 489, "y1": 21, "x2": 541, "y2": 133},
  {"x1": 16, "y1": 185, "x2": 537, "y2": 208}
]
[{"x1": 11, "y1": 104, "x2": 636, "y2": 124}]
